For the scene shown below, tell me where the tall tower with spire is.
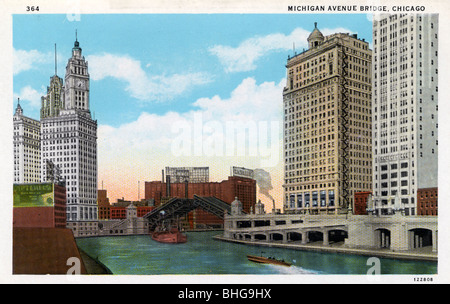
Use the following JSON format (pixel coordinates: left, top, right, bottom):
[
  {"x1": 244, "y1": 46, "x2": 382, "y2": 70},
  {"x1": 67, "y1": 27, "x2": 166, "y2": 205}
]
[
  {"x1": 40, "y1": 44, "x2": 64, "y2": 119},
  {"x1": 40, "y1": 32, "x2": 98, "y2": 236}
]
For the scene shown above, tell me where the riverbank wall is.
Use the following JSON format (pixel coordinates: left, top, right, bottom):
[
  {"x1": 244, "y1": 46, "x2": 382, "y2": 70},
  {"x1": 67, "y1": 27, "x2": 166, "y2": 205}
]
[{"x1": 213, "y1": 234, "x2": 437, "y2": 262}]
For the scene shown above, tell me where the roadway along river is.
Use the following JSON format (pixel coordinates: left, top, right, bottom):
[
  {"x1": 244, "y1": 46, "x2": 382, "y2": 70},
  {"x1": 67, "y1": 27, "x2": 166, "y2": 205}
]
[{"x1": 75, "y1": 231, "x2": 437, "y2": 275}]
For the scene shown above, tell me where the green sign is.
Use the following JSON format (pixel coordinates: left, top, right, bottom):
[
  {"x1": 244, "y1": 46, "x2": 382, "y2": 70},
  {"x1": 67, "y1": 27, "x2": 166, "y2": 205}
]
[{"x1": 13, "y1": 183, "x2": 54, "y2": 207}]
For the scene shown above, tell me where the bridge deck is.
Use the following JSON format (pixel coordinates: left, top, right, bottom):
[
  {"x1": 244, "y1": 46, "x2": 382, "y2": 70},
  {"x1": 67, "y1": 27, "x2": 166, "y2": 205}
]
[{"x1": 143, "y1": 196, "x2": 232, "y2": 229}]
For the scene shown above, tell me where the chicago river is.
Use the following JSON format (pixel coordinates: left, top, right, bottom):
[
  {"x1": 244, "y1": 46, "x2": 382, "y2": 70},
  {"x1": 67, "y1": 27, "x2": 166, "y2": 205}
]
[{"x1": 75, "y1": 231, "x2": 436, "y2": 275}]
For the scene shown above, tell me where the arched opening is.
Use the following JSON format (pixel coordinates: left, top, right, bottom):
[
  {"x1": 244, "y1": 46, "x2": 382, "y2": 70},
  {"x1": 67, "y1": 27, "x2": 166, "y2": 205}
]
[
  {"x1": 288, "y1": 232, "x2": 302, "y2": 242},
  {"x1": 308, "y1": 231, "x2": 323, "y2": 243},
  {"x1": 409, "y1": 228, "x2": 433, "y2": 249},
  {"x1": 375, "y1": 228, "x2": 391, "y2": 249},
  {"x1": 254, "y1": 234, "x2": 267, "y2": 241},
  {"x1": 328, "y1": 229, "x2": 348, "y2": 243},
  {"x1": 271, "y1": 233, "x2": 284, "y2": 242}
]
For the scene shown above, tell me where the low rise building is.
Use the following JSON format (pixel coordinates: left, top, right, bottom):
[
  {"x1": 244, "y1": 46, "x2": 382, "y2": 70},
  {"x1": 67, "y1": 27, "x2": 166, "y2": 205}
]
[
  {"x1": 354, "y1": 191, "x2": 371, "y2": 215},
  {"x1": 97, "y1": 189, "x2": 110, "y2": 220},
  {"x1": 417, "y1": 188, "x2": 438, "y2": 216},
  {"x1": 13, "y1": 182, "x2": 66, "y2": 228},
  {"x1": 98, "y1": 204, "x2": 150, "y2": 236}
]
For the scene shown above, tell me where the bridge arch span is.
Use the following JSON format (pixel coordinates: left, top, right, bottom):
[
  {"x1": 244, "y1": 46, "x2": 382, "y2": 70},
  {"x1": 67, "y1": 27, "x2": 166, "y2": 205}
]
[
  {"x1": 409, "y1": 228, "x2": 433, "y2": 249},
  {"x1": 307, "y1": 230, "x2": 324, "y2": 242},
  {"x1": 270, "y1": 232, "x2": 284, "y2": 241},
  {"x1": 327, "y1": 229, "x2": 348, "y2": 243},
  {"x1": 287, "y1": 231, "x2": 302, "y2": 242}
]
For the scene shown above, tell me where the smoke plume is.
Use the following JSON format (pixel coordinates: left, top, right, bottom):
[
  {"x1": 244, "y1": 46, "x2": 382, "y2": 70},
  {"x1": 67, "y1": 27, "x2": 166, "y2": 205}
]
[{"x1": 253, "y1": 168, "x2": 274, "y2": 202}]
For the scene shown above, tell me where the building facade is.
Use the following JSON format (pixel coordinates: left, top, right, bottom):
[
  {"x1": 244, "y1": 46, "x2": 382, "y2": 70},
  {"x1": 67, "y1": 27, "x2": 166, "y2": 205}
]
[
  {"x1": 97, "y1": 189, "x2": 111, "y2": 220},
  {"x1": 41, "y1": 74, "x2": 64, "y2": 119},
  {"x1": 283, "y1": 23, "x2": 372, "y2": 215},
  {"x1": 13, "y1": 100, "x2": 41, "y2": 184},
  {"x1": 417, "y1": 187, "x2": 438, "y2": 216},
  {"x1": 145, "y1": 175, "x2": 256, "y2": 228},
  {"x1": 372, "y1": 14, "x2": 438, "y2": 216},
  {"x1": 13, "y1": 182, "x2": 67, "y2": 228},
  {"x1": 98, "y1": 204, "x2": 150, "y2": 236},
  {"x1": 353, "y1": 191, "x2": 371, "y2": 215},
  {"x1": 40, "y1": 37, "x2": 98, "y2": 236}
]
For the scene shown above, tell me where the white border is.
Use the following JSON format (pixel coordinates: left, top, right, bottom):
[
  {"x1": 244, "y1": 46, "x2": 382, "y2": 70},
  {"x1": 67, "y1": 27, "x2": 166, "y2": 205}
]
[{"x1": 1, "y1": 0, "x2": 449, "y2": 284}]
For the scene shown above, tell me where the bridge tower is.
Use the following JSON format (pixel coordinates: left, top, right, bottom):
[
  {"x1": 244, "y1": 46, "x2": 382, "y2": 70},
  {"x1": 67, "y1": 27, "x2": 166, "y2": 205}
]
[{"x1": 231, "y1": 197, "x2": 243, "y2": 215}]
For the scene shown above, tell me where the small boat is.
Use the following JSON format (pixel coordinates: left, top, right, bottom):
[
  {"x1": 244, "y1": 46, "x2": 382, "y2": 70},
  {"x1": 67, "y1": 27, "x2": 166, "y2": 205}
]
[
  {"x1": 247, "y1": 254, "x2": 291, "y2": 267},
  {"x1": 151, "y1": 227, "x2": 187, "y2": 244}
]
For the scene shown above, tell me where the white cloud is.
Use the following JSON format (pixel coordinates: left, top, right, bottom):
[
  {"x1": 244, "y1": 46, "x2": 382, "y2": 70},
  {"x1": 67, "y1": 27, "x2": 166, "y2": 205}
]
[
  {"x1": 193, "y1": 77, "x2": 284, "y2": 122},
  {"x1": 99, "y1": 77, "x2": 284, "y2": 146},
  {"x1": 98, "y1": 76, "x2": 284, "y2": 167},
  {"x1": 209, "y1": 27, "x2": 355, "y2": 73},
  {"x1": 13, "y1": 85, "x2": 45, "y2": 109},
  {"x1": 98, "y1": 76, "x2": 286, "y2": 203},
  {"x1": 87, "y1": 53, "x2": 212, "y2": 102},
  {"x1": 13, "y1": 48, "x2": 51, "y2": 75}
]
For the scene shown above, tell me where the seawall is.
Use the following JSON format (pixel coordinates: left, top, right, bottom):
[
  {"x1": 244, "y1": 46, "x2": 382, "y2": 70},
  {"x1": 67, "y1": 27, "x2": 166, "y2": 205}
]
[{"x1": 213, "y1": 235, "x2": 437, "y2": 262}]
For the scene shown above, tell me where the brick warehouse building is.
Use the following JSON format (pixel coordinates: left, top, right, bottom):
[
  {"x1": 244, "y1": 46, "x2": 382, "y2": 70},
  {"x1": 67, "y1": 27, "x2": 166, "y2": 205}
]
[
  {"x1": 145, "y1": 176, "x2": 256, "y2": 229},
  {"x1": 354, "y1": 191, "x2": 372, "y2": 215},
  {"x1": 98, "y1": 189, "x2": 154, "y2": 220},
  {"x1": 417, "y1": 188, "x2": 438, "y2": 216}
]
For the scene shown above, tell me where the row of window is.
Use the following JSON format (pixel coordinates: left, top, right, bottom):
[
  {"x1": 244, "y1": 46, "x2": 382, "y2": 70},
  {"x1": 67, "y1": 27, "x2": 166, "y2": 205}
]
[{"x1": 287, "y1": 190, "x2": 336, "y2": 208}]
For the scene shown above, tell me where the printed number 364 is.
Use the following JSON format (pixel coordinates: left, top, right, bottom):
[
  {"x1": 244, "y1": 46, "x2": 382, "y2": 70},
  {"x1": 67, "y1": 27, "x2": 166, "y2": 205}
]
[{"x1": 26, "y1": 6, "x2": 40, "y2": 11}]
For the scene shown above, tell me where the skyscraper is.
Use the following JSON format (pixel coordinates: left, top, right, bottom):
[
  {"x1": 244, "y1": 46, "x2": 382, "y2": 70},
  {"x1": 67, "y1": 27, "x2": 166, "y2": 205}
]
[
  {"x1": 372, "y1": 14, "x2": 438, "y2": 216},
  {"x1": 41, "y1": 36, "x2": 98, "y2": 236},
  {"x1": 283, "y1": 23, "x2": 372, "y2": 215},
  {"x1": 13, "y1": 99, "x2": 41, "y2": 184}
]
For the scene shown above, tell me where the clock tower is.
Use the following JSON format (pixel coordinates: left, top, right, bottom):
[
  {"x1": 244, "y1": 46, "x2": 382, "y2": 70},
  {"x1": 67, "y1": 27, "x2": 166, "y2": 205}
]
[
  {"x1": 40, "y1": 33, "x2": 99, "y2": 236},
  {"x1": 64, "y1": 33, "x2": 90, "y2": 113}
]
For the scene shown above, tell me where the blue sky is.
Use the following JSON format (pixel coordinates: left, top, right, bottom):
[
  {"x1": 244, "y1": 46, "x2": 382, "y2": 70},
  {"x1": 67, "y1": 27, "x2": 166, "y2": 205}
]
[
  {"x1": 13, "y1": 14, "x2": 372, "y2": 126},
  {"x1": 13, "y1": 13, "x2": 373, "y2": 203}
]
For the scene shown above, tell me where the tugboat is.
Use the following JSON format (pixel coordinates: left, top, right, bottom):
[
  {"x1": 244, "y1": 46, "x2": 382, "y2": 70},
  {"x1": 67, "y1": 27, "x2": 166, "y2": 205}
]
[
  {"x1": 151, "y1": 219, "x2": 187, "y2": 244},
  {"x1": 247, "y1": 253, "x2": 291, "y2": 267}
]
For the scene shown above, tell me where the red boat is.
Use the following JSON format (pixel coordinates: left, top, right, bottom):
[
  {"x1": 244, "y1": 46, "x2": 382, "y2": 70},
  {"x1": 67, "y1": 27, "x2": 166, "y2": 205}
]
[{"x1": 151, "y1": 227, "x2": 187, "y2": 244}]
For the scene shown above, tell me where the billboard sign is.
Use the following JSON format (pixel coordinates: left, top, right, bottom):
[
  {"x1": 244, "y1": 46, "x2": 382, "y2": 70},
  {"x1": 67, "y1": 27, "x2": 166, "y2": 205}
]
[
  {"x1": 231, "y1": 166, "x2": 254, "y2": 179},
  {"x1": 13, "y1": 183, "x2": 54, "y2": 207}
]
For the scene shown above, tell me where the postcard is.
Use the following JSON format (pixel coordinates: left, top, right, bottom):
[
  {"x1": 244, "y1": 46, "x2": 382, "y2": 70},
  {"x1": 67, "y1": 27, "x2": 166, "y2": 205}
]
[{"x1": 1, "y1": 0, "x2": 449, "y2": 288}]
